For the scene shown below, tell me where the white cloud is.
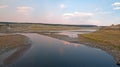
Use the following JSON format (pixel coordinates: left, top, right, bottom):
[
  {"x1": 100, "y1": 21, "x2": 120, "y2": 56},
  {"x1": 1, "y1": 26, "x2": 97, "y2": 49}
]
[
  {"x1": 112, "y1": 2, "x2": 120, "y2": 10},
  {"x1": 97, "y1": 11, "x2": 112, "y2": 15},
  {"x1": 62, "y1": 12, "x2": 100, "y2": 25},
  {"x1": 112, "y1": 2, "x2": 120, "y2": 7},
  {"x1": 0, "y1": 5, "x2": 8, "y2": 9},
  {"x1": 60, "y1": 4, "x2": 66, "y2": 9},
  {"x1": 113, "y1": 7, "x2": 120, "y2": 10},
  {"x1": 17, "y1": 6, "x2": 33, "y2": 14},
  {"x1": 63, "y1": 12, "x2": 93, "y2": 18}
]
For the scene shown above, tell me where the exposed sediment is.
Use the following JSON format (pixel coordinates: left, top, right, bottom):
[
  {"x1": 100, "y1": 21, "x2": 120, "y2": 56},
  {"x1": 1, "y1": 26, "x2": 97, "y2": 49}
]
[{"x1": 0, "y1": 34, "x2": 31, "y2": 55}]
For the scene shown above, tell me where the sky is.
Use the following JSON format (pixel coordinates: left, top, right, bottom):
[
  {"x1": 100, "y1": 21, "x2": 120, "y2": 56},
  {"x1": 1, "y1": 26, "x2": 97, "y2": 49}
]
[{"x1": 0, "y1": 0, "x2": 120, "y2": 25}]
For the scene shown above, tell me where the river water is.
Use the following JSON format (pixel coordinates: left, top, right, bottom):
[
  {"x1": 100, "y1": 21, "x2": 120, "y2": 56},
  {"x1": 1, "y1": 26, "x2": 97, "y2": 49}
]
[{"x1": 0, "y1": 33, "x2": 119, "y2": 67}]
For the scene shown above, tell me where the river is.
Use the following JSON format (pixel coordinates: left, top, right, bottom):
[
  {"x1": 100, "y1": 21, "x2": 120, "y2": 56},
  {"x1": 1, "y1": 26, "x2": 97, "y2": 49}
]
[{"x1": 1, "y1": 33, "x2": 119, "y2": 67}]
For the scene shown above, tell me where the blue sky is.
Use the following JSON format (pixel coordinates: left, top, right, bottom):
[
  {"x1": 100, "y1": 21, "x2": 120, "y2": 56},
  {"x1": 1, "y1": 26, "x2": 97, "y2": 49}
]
[{"x1": 0, "y1": 0, "x2": 120, "y2": 25}]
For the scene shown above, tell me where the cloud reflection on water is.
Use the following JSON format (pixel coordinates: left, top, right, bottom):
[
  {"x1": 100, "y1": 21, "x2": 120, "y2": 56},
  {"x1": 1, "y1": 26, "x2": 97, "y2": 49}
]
[{"x1": 62, "y1": 41, "x2": 80, "y2": 48}]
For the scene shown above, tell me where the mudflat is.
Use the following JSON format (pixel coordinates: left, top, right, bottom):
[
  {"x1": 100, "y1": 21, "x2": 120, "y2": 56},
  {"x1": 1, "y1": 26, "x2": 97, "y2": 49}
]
[{"x1": 0, "y1": 34, "x2": 30, "y2": 53}]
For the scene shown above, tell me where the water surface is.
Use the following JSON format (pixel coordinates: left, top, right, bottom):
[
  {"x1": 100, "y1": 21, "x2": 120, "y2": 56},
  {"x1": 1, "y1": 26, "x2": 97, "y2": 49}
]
[{"x1": 5, "y1": 33, "x2": 119, "y2": 67}]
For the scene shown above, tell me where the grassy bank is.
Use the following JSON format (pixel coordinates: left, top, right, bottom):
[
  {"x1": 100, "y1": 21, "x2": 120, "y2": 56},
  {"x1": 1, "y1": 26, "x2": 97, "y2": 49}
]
[
  {"x1": 79, "y1": 30, "x2": 120, "y2": 50},
  {"x1": 30, "y1": 25, "x2": 82, "y2": 31},
  {"x1": 79, "y1": 25, "x2": 120, "y2": 65},
  {"x1": 0, "y1": 34, "x2": 30, "y2": 53}
]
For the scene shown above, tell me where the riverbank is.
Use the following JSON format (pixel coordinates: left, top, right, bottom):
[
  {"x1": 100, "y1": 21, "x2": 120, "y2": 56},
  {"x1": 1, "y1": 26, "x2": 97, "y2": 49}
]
[
  {"x1": 39, "y1": 30, "x2": 120, "y2": 66},
  {"x1": 0, "y1": 34, "x2": 31, "y2": 55},
  {"x1": 79, "y1": 30, "x2": 120, "y2": 65}
]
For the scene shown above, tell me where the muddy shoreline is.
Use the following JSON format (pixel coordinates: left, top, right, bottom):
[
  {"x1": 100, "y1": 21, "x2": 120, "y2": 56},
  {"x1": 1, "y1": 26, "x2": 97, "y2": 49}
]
[{"x1": 0, "y1": 34, "x2": 31, "y2": 55}]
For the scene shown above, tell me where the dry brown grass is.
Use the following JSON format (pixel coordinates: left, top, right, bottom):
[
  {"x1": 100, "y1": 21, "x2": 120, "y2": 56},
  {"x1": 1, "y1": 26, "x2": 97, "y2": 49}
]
[
  {"x1": 79, "y1": 30, "x2": 120, "y2": 50},
  {"x1": 30, "y1": 26, "x2": 82, "y2": 31}
]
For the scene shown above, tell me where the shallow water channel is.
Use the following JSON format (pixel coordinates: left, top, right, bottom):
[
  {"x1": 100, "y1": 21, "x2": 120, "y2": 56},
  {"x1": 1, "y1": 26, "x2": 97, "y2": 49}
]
[{"x1": 0, "y1": 32, "x2": 119, "y2": 67}]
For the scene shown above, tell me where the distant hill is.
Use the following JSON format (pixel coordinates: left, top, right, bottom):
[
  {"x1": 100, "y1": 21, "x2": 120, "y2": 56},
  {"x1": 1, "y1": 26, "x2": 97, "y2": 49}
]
[
  {"x1": 0, "y1": 22, "x2": 16, "y2": 24},
  {"x1": 0, "y1": 22, "x2": 98, "y2": 27}
]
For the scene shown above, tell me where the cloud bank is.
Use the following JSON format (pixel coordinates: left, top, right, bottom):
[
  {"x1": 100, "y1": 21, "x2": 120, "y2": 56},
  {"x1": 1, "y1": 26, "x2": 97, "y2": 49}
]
[{"x1": 62, "y1": 12, "x2": 100, "y2": 25}]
